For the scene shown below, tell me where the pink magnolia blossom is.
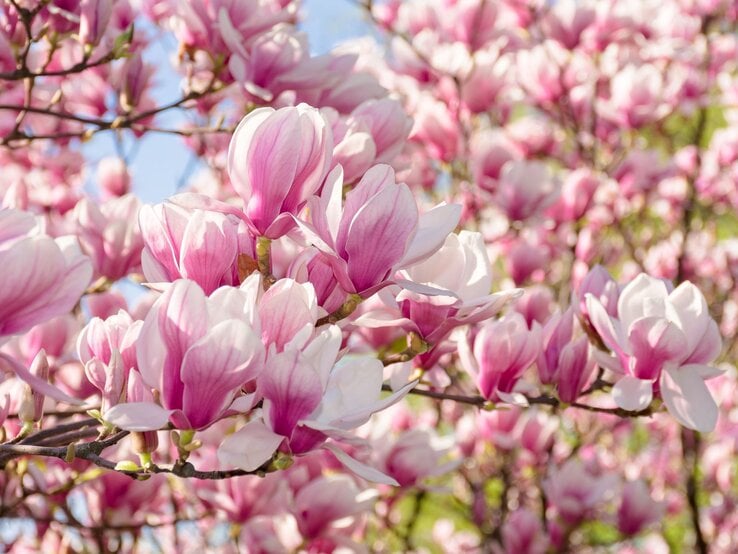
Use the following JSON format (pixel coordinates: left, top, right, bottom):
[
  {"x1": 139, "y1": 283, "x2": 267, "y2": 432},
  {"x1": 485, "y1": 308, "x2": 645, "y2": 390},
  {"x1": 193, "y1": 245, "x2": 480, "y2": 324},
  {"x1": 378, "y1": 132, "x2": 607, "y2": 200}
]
[
  {"x1": 376, "y1": 428, "x2": 459, "y2": 488},
  {"x1": 355, "y1": 231, "x2": 519, "y2": 345},
  {"x1": 599, "y1": 63, "x2": 671, "y2": 129},
  {"x1": 77, "y1": 310, "x2": 142, "y2": 412},
  {"x1": 349, "y1": 98, "x2": 413, "y2": 164},
  {"x1": 292, "y1": 474, "x2": 375, "y2": 541},
  {"x1": 227, "y1": 103, "x2": 332, "y2": 238},
  {"x1": 139, "y1": 198, "x2": 251, "y2": 294},
  {"x1": 299, "y1": 165, "x2": 461, "y2": 296},
  {"x1": 497, "y1": 509, "x2": 549, "y2": 554},
  {"x1": 0, "y1": 209, "x2": 92, "y2": 338},
  {"x1": 96, "y1": 157, "x2": 131, "y2": 199},
  {"x1": 587, "y1": 273, "x2": 723, "y2": 431},
  {"x1": 460, "y1": 313, "x2": 542, "y2": 401},
  {"x1": 543, "y1": 458, "x2": 617, "y2": 526},
  {"x1": 410, "y1": 94, "x2": 460, "y2": 163},
  {"x1": 78, "y1": 0, "x2": 114, "y2": 46},
  {"x1": 470, "y1": 129, "x2": 523, "y2": 194},
  {"x1": 218, "y1": 329, "x2": 413, "y2": 483},
  {"x1": 617, "y1": 479, "x2": 664, "y2": 536},
  {"x1": 105, "y1": 278, "x2": 264, "y2": 431},
  {"x1": 495, "y1": 161, "x2": 560, "y2": 222},
  {"x1": 228, "y1": 27, "x2": 336, "y2": 103},
  {"x1": 74, "y1": 194, "x2": 143, "y2": 282}
]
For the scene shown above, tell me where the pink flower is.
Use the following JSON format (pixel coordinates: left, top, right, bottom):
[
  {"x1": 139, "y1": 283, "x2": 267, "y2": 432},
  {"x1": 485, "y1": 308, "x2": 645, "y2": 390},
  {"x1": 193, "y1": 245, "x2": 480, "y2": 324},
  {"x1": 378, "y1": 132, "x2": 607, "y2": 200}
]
[
  {"x1": 377, "y1": 428, "x2": 459, "y2": 487},
  {"x1": 543, "y1": 459, "x2": 617, "y2": 526},
  {"x1": 299, "y1": 165, "x2": 460, "y2": 295},
  {"x1": 348, "y1": 98, "x2": 412, "y2": 164},
  {"x1": 96, "y1": 157, "x2": 130, "y2": 199},
  {"x1": 587, "y1": 273, "x2": 723, "y2": 431},
  {"x1": 617, "y1": 480, "x2": 663, "y2": 536},
  {"x1": 495, "y1": 161, "x2": 560, "y2": 222},
  {"x1": 105, "y1": 279, "x2": 265, "y2": 431},
  {"x1": 357, "y1": 231, "x2": 519, "y2": 345},
  {"x1": 228, "y1": 103, "x2": 332, "y2": 238},
  {"x1": 461, "y1": 313, "x2": 542, "y2": 401},
  {"x1": 77, "y1": 310, "x2": 142, "y2": 412},
  {"x1": 555, "y1": 335, "x2": 595, "y2": 404},
  {"x1": 218, "y1": 329, "x2": 413, "y2": 483},
  {"x1": 599, "y1": 64, "x2": 671, "y2": 129},
  {"x1": 139, "y1": 198, "x2": 250, "y2": 294},
  {"x1": 79, "y1": 0, "x2": 113, "y2": 46},
  {"x1": 74, "y1": 195, "x2": 143, "y2": 282},
  {"x1": 0, "y1": 209, "x2": 92, "y2": 337},
  {"x1": 498, "y1": 509, "x2": 549, "y2": 554},
  {"x1": 470, "y1": 129, "x2": 523, "y2": 194},
  {"x1": 410, "y1": 94, "x2": 460, "y2": 163}
]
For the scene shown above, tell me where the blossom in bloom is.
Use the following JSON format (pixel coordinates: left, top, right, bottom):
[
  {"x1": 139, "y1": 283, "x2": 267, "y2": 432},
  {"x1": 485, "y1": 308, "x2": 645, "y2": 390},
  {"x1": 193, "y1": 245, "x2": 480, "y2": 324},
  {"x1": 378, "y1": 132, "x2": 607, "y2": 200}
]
[
  {"x1": 460, "y1": 313, "x2": 542, "y2": 402},
  {"x1": 74, "y1": 194, "x2": 144, "y2": 282},
  {"x1": 375, "y1": 428, "x2": 459, "y2": 488},
  {"x1": 587, "y1": 273, "x2": 723, "y2": 431},
  {"x1": 498, "y1": 508, "x2": 549, "y2": 554},
  {"x1": 139, "y1": 198, "x2": 251, "y2": 294},
  {"x1": 0, "y1": 209, "x2": 92, "y2": 338},
  {"x1": 77, "y1": 310, "x2": 142, "y2": 413},
  {"x1": 299, "y1": 165, "x2": 461, "y2": 296},
  {"x1": 356, "y1": 231, "x2": 519, "y2": 346},
  {"x1": 543, "y1": 458, "x2": 617, "y2": 526},
  {"x1": 228, "y1": 103, "x2": 332, "y2": 238},
  {"x1": 617, "y1": 480, "x2": 663, "y2": 536},
  {"x1": 105, "y1": 278, "x2": 264, "y2": 431}
]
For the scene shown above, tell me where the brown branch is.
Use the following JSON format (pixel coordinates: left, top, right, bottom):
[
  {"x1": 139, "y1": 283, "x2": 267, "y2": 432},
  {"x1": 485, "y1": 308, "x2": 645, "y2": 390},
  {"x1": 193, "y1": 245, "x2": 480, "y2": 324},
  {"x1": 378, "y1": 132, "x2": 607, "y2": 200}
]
[{"x1": 384, "y1": 384, "x2": 655, "y2": 418}]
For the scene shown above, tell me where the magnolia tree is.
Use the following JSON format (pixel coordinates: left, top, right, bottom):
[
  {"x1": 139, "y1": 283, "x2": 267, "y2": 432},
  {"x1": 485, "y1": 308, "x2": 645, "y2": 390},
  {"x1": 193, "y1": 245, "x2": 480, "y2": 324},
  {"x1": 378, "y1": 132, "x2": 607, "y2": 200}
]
[{"x1": 0, "y1": 0, "x2": 737, "y2": 552}]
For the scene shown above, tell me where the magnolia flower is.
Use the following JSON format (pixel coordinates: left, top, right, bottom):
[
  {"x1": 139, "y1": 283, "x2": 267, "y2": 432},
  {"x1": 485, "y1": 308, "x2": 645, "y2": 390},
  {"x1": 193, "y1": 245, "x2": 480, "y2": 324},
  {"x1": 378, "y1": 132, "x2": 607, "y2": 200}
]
[
  {"x1": 587, "y1": 273, "x2": 723, "y2": 431},
  {"x1": 218, "y1": 329, "x2": 414, "y2": 484},
  {"x1": 228, "y1": 103, "x2": 333, "y2": 238},
  {"x1": 298, "y1": 165, "x2": 461, "y2": 296},
  {"x1": 139, "y1": 198, "x2": 250, "y2": 294},
  {"x1": 355, "y1": 231, "x2": 519, "y2": 346},
  {"x1": 0, "y1": 209, "x2": 92, "y2": 338},
  {"x1": 75, "y1": 194, "x2": 144, "y2": 282},
  {"x1": 460, "y1": 313, "x2": 542, "y2": 402},
  {"x1": 77, "y1": 310, "x2": 142, "y2": 412},
  {"x1": 105, "y1": 278, "x2": 265, "y2": 431}
]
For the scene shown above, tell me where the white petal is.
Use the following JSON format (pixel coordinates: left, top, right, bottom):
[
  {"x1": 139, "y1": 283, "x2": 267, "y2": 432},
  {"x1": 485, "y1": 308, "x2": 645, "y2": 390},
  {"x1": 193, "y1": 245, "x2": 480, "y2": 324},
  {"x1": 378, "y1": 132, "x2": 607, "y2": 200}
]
[
  {"x1": 612, "y1": 376, "x2": 653, "y2": 411},
  {"x1": 217, "y1": 420, "x2": 284, "y2": 471},
  {"x1": 661, "y1": 366, "x2": 718, "y2": 432},
  {"x1": 105, "y1": 402, "x2": 174, "y2": 432},
  {"x1": 324, "y1": 443, "x2": 399, "y2": 486}
]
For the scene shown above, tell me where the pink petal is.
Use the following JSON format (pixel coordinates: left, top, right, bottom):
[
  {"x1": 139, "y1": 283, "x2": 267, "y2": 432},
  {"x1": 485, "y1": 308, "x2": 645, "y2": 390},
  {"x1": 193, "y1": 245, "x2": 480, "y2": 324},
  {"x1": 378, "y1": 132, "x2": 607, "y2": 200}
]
[
  {"x1": 181, "y1": 319, "x2": 264, "y2": 429},
  {"x1": 259, "y1": 349, "x2": 323, "y2": 437},
  {"x1": 661, "y1": 365, "x2": 718, "y2": 432},
  {"x1": 217, "y1": 420, "x2": 284, "y2": 471},
  {"x1": 105, "y1": 402, "x2": 174, "y2": 431}
]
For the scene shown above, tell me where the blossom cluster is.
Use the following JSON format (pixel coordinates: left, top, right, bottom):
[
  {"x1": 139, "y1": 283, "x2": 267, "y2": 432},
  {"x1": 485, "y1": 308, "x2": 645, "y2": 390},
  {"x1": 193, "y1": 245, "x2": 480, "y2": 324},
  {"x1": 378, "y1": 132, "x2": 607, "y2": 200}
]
[{"x1": 0, "y1": 0, "x2": 737, "y2": 552}]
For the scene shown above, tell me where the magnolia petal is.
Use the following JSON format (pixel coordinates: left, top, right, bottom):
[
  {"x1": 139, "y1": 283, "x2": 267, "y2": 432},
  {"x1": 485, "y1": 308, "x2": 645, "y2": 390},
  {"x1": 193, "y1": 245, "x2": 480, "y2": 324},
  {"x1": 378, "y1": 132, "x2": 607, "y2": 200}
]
[
  {"x1": 324, "y1": 443, "x2": 399, "y2": 486},
  {"x1": 105, "y1": 402, "x2": 174, "y2": 431},
  {"x1": 0, "y1": 353, "x2": 84, "y2": 406},
  {"x1": 399, "y1": 203, "x2": 462, "y2": 268},
  {"x1": 617, "y1": 274, "x2": 668, "y2": 331},
  {"x1": 585, "y1": 294, "x2": 628, "y2": 356},
  {"x1": 225, "y1": 393, "x2": 257, "y2": 415},
  {"x1": 496, "y1": 390, "x2": 529, "y2": 407},
  {"x1": 661, "y1": 365, "x2": 718, "y2": 432},
  {"x1": 612, "y1": 375, "x2": 653, "y2": 411},
  {"x1": 217, "y1": 420, "x2": 284, "y2": 471}
]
